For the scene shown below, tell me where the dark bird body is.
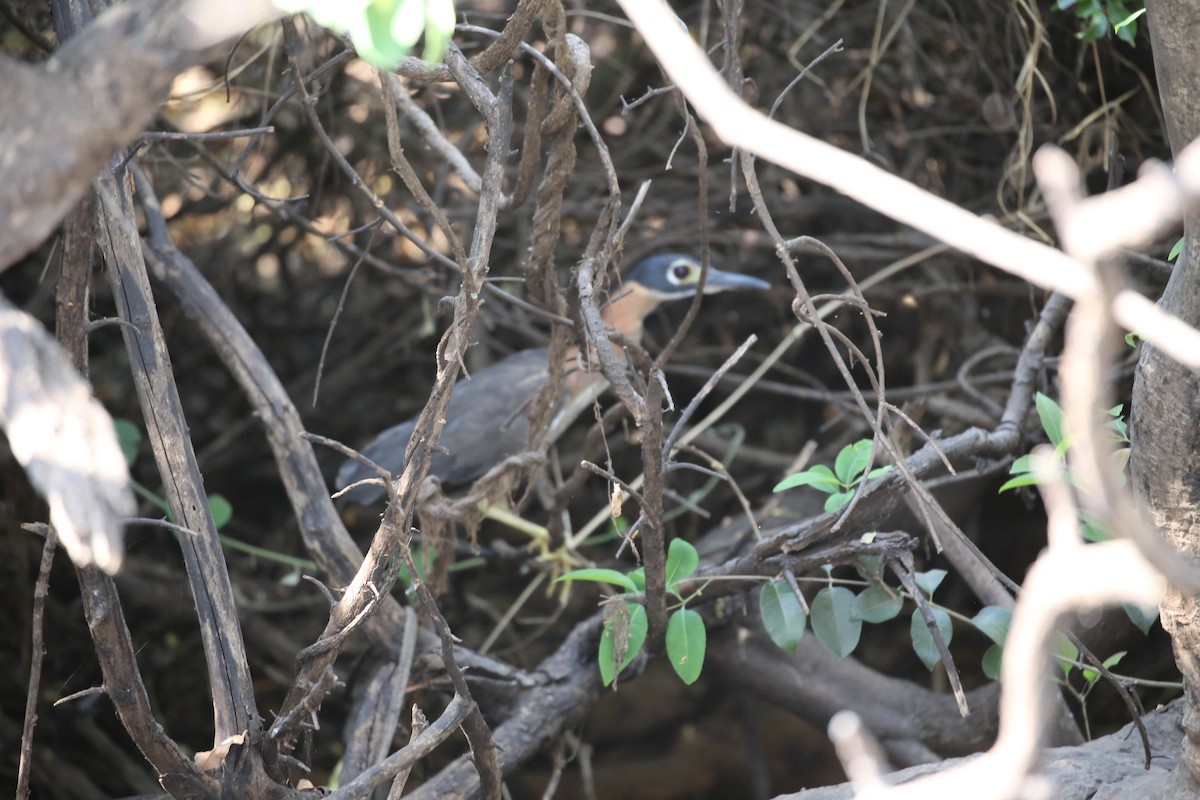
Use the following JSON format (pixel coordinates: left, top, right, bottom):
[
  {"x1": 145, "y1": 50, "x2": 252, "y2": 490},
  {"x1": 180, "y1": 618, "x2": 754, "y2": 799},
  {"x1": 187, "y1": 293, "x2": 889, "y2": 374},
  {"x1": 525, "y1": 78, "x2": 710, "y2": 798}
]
[{"x1": 336, "y1": 254, "x2": 769, "y2": 504}]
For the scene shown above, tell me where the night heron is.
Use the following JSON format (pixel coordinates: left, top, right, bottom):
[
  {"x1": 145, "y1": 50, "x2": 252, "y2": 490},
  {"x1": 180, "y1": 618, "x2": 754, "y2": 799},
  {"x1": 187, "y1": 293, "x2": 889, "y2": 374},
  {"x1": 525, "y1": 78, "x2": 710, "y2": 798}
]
[{"x1": 336, "y1": 253, "x2": 770, "y2": 504}]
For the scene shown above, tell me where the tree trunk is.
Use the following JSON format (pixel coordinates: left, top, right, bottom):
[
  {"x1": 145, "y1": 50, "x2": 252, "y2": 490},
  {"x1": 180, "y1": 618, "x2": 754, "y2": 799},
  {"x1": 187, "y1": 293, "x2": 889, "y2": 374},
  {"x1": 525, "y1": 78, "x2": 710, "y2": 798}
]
[{"x1": 1132, "y1": 0, "x2": 1200, "y2": 785}]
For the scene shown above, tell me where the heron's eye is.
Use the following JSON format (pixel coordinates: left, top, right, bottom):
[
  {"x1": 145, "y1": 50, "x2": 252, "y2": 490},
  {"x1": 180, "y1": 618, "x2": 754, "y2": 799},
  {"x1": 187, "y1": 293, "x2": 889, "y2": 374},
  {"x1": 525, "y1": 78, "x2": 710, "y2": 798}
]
[{"x1": 671, "y1": 262, "x2": 693, "y2": 281}]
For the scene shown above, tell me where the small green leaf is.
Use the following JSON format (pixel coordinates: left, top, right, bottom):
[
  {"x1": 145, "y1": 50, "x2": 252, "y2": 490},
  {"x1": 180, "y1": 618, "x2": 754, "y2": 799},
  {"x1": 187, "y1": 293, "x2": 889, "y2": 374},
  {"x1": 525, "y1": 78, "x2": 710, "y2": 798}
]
[
  {"x1": 628, "y1": 567, "x2": 646, "y2": 592},
  {"x1": 1108, "y1": 406, "x2": 1130, "y2": 447},
  {"x1": 273, "y1": 0, "x2": 456, "y2": 69},
  {"x1": 1035, "y1": 392, "x2": 1067, "y2": 448},
  {"x1": 1169, "y1": 236, "x2": 1186, "y2": 262},
  {"x1": 999, "y1": 454, "x2": 1038, "y2": 492},
  {"x1": 599, "y1": 602, "x2": 648, "y2": 686},
  {"x1": 911, "y1": 608, "x2": 953, "y2": 671},
  {"x1": 854, "y1": 555, "x2": 884, "y2": 582},
  {"x1": 664, "y1": 538, "x2": 700, "y2": 591},
  {"x1": 1124, "y1": 332, "x2": 1142, "y2": 348},
  {"x1": 1114, "y1": 16, "x2": 1138, "y2": 45},
  {"x1": 835, "y1": 440, "x2": 873, "y2": 485},
  {"x1": 998, "y1": 473, "x2": 1042, "y2": 493},
  {"x1": 824, "y1": 491, "x2": 854, "y2": 513},
  {"x1": 1053, "y1": 436, "x2": 1074, "y2": 460},
  {"x1": 982, "y1": 643, "x2": 1004, "y2": 680},
  {"x1": 208, "y1": 494, "x2": 233, "y2": 530},
  {"x1": 1103, "y1": 650, "x2": 1126, "y2": 668},
  {"x1": 774, "y1": 465, "x2": 841, "y2": 494},
  {"x1": 913, "y1": 569, "x2": 947, "y2": 598},
  {"x1": 555, "y1": 568, "x2": 638, "y2": 593},
  {"x1": 811, "y1": 586, "x2": 862, "y2": 658},
  {"x1": 666, "y1": 608, "x2": 706, "y2": 685},
  {"x1": 114, "y1": 419, "x2": 142, "y2": 467},
  {"x1": 760, "y1": 579, "x2": 807, "y2": 652},
  {"x1": 1056, "y1": 634, "x2": 1079, "y2": 679},
  {"x1": 852, "y1": 584, "x2": 902, "y2": 623},
  {"x1": 1080, "y1": 520, "x2": 1113, "y2": 542},
  {"x1": 971, "y1": 606, "x2": 1012, "y2": 645},
  {"x1": 1123, "y1": 602, "x2": 1159, "y2": 634},
  {"x1": 865, "y1": 465, "x2": 892, "y2": 481},
  {"x1": 1083, "y1": 650, "x2": 1126, "y2": 686},
  {"x1": 419, "y1": 0, "x2": 456, "y2": 62},
  {"x1": 1009, "y1": 453, "x2": 1033, "y2": 474}
]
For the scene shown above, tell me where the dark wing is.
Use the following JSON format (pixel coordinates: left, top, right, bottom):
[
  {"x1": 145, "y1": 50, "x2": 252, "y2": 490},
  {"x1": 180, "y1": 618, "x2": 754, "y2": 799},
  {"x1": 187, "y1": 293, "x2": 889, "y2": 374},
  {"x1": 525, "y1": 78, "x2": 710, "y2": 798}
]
[{"x1": 335, "y1": 348, "x2": 551, "y2": 504}]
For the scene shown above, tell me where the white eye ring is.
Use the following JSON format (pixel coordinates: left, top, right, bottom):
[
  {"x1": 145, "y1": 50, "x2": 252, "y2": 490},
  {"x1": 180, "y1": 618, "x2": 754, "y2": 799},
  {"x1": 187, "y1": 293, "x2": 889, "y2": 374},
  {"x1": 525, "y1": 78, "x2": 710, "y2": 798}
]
[{"x1": 669, "y1": 261, "x2": 693, "y2": 283}]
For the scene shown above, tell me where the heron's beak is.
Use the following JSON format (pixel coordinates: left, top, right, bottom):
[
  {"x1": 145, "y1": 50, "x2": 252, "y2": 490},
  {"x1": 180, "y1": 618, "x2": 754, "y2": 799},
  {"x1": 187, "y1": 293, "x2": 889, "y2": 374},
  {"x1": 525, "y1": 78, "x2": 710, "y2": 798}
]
[{"x1": 700, "y1": 267, "x2": 771, "y2": 294}]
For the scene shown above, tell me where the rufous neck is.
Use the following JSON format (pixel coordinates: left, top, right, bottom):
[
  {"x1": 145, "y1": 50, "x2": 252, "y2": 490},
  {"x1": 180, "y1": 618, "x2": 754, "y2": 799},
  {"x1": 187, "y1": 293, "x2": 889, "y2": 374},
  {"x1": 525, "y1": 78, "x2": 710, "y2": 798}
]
[{"x1": 600, "y1": 287, "x2": 659, "y2": 345}]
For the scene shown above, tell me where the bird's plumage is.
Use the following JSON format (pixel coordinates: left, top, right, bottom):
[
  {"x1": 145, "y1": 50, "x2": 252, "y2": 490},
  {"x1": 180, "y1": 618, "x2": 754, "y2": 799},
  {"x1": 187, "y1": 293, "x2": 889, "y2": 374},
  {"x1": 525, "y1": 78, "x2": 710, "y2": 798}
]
[
  {"x1": 336, "y1": 348, "x2": 559, "y2": 502},
  {"x1": 335, "y1": 254, "x2": 769, "y2": 504}
]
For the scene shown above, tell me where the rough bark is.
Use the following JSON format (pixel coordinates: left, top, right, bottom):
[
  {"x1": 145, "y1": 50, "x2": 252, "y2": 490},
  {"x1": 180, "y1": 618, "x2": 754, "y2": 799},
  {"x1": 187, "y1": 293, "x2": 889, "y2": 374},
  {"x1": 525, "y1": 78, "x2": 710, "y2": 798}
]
[
  {"x1": 785, "y1": 699, "x2": 1189, "y2": 800},
  {"x1": 0, "y1": 0, "x2": 278, "y2": 270},
  {"x1": 1133, "y1": 0, "x2": 1200, "y2": 786}
]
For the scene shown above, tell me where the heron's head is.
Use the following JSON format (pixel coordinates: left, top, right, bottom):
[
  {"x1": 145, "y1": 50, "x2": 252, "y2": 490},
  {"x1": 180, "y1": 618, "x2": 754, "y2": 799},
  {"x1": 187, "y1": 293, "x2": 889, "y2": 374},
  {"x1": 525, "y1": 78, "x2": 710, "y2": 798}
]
[
  {"x1": 603, "y1": 253, "x2": 771, "y2": 342},
  {"x1": 621, "y1": 253, "x2": 771, "y2": 300}
]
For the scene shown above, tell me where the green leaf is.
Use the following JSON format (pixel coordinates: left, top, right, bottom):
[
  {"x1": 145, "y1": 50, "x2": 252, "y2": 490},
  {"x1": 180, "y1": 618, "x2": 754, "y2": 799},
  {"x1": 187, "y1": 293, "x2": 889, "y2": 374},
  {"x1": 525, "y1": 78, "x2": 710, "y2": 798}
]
[
  {"x1": 273, "y1": 0, "x2": 456, "y2": 69},
  {"x1": 419, "y1": 0, "x2": 456, "y2": 62},
  {"x1": 1123, "y1": 602, "x2": 1159, "y2": 634},
  {"x1": 911, "y1": 608, "x2": 953, "y2": 671},
  {"x1": 208, "y1": 494, "x2": 233, "y2": 530},
  {"x1": 760, "y1": 579, "x2": 807, "y2": 652},
  {"x1": 1079, "y1": 520, "x2": 1113, "y2": 542},
  {"x1": 835, "y1": 440, "x2": 873, "y2": 485},
  {"x1": 824, "y1": 490, "x2": 854, "y2": 513},
  {"x1": 982, "y1": 643, "x2": 1004, "y2": 680},
  {"x1": 1110, "y1": 417, "x2": 1129, "y2": 444},
  {"x1": 999, "y1": 454, "x2": 1039, "y2": 492},
  {"x1": 1107, "y1": 405, "x2": 1130, "y2": 446},
  {"x1": 1009, "y1": 453, "x2": 1033, "y2": 474},
  {"x1": 1035, "y1": 392, "x2": 1067, "y2": 448},
  {"x1": 664, "y1": 538, "x2": 700, "y2": 591},
  {"x1": 114, "y1": 419, "x2": 142, "y2": 467},
  {"x1": 774, "y1": 465, "x2": 841, "y2": 494},
  {"x1": 555, "y1": 568, "x2": 637, "y2": 593},
  {"x1": 599, "y1": 602, "x2": 647, "y2": 686},
  {"x1": 1114, "y1": 17, "x2": 1137, "y2": 45},
  {"x1": 1083, "y1": 650, "x2": 1126, "y2": 686},
  {"x1": 1053, "y1": 436, "x2": 1074, "y2": 460},
  {"x1": 811, "y1": 586, "x2": 862, "y2": 658},
  {"x1": 1112, "y1": 6, "x2": 1143, "y2": 44},
  {"x1": 1169, "y1": 236, "x2": 1186, "y2": 262},
  {"x1": 852, "y1": 584, "x2": 902, "y2": 623},
  {"x1": 865, "y1": 465, "x2": 892, "y2": 481},
  {"x1": 998, "y1": 473, "x2": 1042, "y2": 493},
  {"x1": 854, "y1": 555, "x2": 885, "y2": 582},
  {"x1": 627, "y1": 567, "x2": 646, "y2": 593},
  {"x1": 1124, "y1": 332, "x2": 1142, "y2": 348},
  {"x1": 1056, "y1": 634, "x2": 1079, "y2": 679},
  {"x1": 971, "y1": 606, "x2": 1012, "y2": 645},
  {"x1": 913, "y1": 569, "x2": 947, "y2": 598},
  {"x1": 666, "y1": 608, "x2": 706, "y2": 685}
]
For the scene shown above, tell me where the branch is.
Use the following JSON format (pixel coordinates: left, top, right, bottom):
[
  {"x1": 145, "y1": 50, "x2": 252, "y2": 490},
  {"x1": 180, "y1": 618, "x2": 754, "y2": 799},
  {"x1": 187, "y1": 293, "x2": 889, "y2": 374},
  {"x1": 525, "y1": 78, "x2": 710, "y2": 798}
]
[
  {"x1": 612, "y1": 0, "x2": 1200, "y2": 370},
  {"x1": 0, "y1": 0, "x2": 280, "y2": 269},
  {"x1": 96, "y1": 170, "x2": 259, "y2": 744}
]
